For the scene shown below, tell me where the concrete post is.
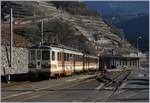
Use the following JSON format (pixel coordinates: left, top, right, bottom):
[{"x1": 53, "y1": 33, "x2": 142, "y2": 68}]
[
  {"x1": 8, "y1": 8, "x2": 13, "y2": 83},
  {"x1": 9, "y1": 8, "x2": 13, "y2": 68}
]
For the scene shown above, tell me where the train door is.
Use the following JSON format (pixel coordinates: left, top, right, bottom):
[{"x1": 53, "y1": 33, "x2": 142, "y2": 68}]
[
  {"x1": 73, "y1": 54, "x2": 75, "y2": 73},
  {"x1": 36, "y1": 49, "x2": 42, "y2": 69},
  {"x1": 70, "y1": 54, "x2": 74, "y2": 73}
]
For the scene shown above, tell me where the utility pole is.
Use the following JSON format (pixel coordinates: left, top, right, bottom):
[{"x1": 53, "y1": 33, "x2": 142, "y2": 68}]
[
  {"x1": 137, "y1": 36, "x2": 142, "y2": 56},
  {"x1": 7, "y1": 8, "x2": 13, "y2": 83},
  {"x1": 9, "y1": 8, "x2": 13, "y2": 68},
  {"x1": 41, "y1": 20, "x2": 44, "y2": 45}
]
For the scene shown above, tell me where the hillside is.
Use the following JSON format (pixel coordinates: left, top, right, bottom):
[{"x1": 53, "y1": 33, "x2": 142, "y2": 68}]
[
  {"x1": 1, "y1": 24, "x2": 32, "y2": 47},
  {"x1": 1, "y1": 1, "x2": 134, "y2": 55}
]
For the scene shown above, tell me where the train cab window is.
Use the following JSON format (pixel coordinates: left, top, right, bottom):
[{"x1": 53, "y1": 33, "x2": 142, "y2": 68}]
[
  {"x1": 37, "y1": 50, "x2": 41, "y2": 60},
  {"x1": 120, "y1": 60, "x2": 122, "y2": 66},
  {"x1": 42, "y1": 50, "x2": 50, "y2": 60},
  {"x1": 30, "y1": 50, "x2": 36, "y2": 61},
  {"x1": 52, "y1": 51, "x2": 55, "y2": 61}
]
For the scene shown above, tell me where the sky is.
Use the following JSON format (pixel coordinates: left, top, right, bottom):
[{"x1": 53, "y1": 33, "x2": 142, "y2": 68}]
[{"x1": 85, "y1": 1, "x2": 149, "y2": 17}]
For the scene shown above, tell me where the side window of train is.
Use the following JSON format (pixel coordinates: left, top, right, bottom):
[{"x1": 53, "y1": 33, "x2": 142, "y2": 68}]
[
  {"x1": 57, "y1": 52, "x2": 59, "y2": 60},
  {"x1": 64, "y1": 53, "x2": 67, "y2": 61},
  {"x1": 67, "y1": 53, "x2": 69, "y2": 61},
  {"x1": 52, "y1": 51, "x2": 55, "y2": 61},
  {"x1": 58, "y1": 52, "x2": 61, "y2": 61}
]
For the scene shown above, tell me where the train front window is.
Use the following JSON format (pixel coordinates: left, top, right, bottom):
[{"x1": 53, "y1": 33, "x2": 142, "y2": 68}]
[
  {"x1": 37, "y1": 50, "x2": 41, "y2": 60},
  {"x1": 42, "y1": 50, "x2": 50, "y2": 60},
  {"x1": 30, "y1": 50, "x2": 36, "y2": 61}
]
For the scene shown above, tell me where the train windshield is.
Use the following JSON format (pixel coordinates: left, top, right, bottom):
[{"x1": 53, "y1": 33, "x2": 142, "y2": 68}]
[
  {"x1": 30, "y1": 50, "x2": 36, "y2": 62},
  {"x1": 42, "y1": 50, "x2": 50, "y2": 60}
]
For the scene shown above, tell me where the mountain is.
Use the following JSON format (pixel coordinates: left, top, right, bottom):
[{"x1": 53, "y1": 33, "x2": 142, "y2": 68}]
[
  {"x1": 85, "y1": 1, "x2": 149, "y2": 52},
  {"x1": 115, "y1": 15, "x2": 149, "y2": 52},
  {"x1": 2, "y1": 1, "x2": 130, "y2": 55}
]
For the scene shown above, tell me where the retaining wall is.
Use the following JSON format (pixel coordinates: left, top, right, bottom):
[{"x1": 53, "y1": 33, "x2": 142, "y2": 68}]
[{"x1": 1, "y1": 45, "x2": 28, "y2": 76}]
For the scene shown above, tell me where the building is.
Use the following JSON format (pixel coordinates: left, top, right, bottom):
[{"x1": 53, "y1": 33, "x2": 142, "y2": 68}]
[{"x1": 99, "y1": 56, "x2": 140, "y2": 70}]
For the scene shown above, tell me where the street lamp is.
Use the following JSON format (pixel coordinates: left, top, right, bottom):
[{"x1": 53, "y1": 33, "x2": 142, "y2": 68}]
[{"x1": 137, "y1": 36, "x2": 142, "y2": 56}]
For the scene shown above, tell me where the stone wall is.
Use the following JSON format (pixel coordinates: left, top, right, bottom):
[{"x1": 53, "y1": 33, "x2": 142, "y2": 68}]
[{"x1": 1, "y1": 45, "x2": 28, "y2": 76}]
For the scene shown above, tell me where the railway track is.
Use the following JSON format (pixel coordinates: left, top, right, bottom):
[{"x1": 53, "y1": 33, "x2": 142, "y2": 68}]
[
  {"x1": 103, "y1": 70, "x2": 131, "y2": 102},
  {"x1": 82, "y1": 69, "x2": 131, "y2": 102}
]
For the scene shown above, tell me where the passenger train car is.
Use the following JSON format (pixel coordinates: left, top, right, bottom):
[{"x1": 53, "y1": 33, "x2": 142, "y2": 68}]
[{"x1": 28, "y1": 45, "x2": 99, "y2": 80}]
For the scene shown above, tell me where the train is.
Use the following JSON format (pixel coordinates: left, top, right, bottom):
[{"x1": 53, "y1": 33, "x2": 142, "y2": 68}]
[{"x1": 28, "y1": 45, "x2": 99, "y2": 80}]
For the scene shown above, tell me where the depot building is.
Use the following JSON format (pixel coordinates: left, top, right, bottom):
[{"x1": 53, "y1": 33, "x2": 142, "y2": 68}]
[{"x1": 99, "y1": 56, "x2": 140, "y2": 70}]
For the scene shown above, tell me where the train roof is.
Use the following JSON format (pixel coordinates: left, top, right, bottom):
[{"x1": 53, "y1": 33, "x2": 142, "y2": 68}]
[
  {"x1": 29, "y1": 44, "x2": 99, "y2": 57},
  {"x1": 29, "y1": 44, "x2": 83, "y2": 55},
  {"x1": 29, "y1": 45, "x2": 51, "y2": 49},
  {"x1": 29, "y1": 44, "x2": 79, "y2": 51},
  {"x1": 85, "y1": 54, "x2": 98, "y2": 59}
]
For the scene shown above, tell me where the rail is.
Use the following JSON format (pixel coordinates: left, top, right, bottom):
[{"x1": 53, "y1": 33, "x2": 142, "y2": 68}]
[{"x1": 104, "y1": 70, "x2": 131, "y2": 102}]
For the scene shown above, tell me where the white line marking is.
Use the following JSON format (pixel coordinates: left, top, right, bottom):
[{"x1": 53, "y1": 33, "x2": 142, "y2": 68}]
[
  {"x1": 66, "y1": 78, "x2": 77, "y2": 82},
  {"x1": 21, "y1": 94, "x2": 42, "y2": 101},
  {"x1": 2, "y1": 91, "x2": 32, "y2": 100},
  {"x1": 2, "y1": 76, "x2": 95, "y2": 100},
  {"x1": 115, "y1": 83, "x2": 127, "y2": 95},
  {"x1": 138, "y1": 74, "x2": 144, "y2": 77},
  {"x1": 2, "y1": 82, "x2": 64, "y2": 100},
  {"x1": 72, "y1": 100, "x2": 79, "y2": 102},
  {"x1": 125, "y1": 92, "x2": 137, "y2": 98},
  {"x1": 95, "y1": 83, "x2": 104, "y2": 90},
  {"x1": 119, "y1": 82, "x2": 127, "y2": 89}
]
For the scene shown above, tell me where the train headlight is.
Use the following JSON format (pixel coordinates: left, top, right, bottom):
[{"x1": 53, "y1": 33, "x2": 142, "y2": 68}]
[{"x1": 28, "y1": 63, "x2": 36, "y2": 68}]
